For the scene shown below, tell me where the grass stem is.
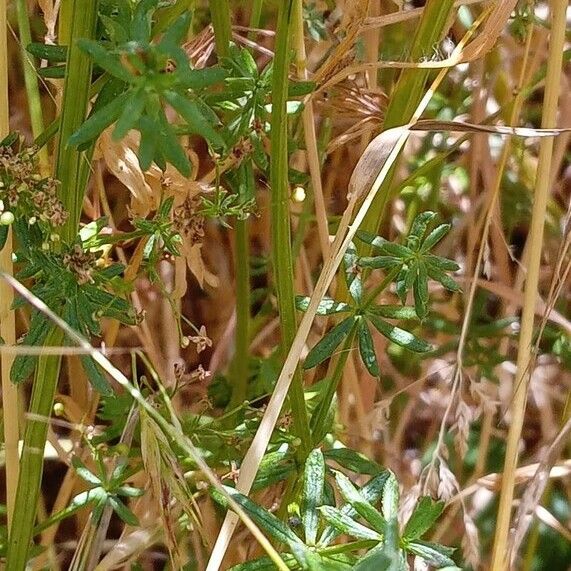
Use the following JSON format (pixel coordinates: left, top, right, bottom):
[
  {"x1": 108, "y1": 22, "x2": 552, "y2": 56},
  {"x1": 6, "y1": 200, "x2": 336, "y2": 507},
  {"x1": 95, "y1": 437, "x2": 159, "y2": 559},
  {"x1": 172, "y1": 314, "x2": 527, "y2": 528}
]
[{"x1": 489, "y1": 2, "x2": 567, "y2": 568}]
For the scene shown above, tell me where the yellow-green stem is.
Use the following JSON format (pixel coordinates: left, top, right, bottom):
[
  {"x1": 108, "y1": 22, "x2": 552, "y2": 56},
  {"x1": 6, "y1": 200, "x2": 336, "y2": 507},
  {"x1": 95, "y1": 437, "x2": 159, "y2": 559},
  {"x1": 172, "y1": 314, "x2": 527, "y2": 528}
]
[
  {"x1": 269, "y1": 0, "x2": 311, "y2": 458},
  {"x1": 15, "y1": 0, "x2": 48, "y2": 169},
  {"x1": 211, "y1": 0, "x2": 253, "y2": 415},
  {"x1": 490, "y1": 2, "x2": 567, "y2": 568},
  {"x1": 0, "y1": 0, "x2": 19, "y2": 532}
]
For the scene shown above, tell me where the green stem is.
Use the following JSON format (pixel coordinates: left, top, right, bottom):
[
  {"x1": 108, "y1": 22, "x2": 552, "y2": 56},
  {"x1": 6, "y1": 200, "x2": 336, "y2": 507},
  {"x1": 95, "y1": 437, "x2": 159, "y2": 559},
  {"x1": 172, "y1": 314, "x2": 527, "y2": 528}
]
[
  {"x1": 210, "y1": 0, "x2": 232, "y2": 54},
  {"x1": 311, "y1": 325, "x2": 358, "y2": 445},
  {"x1": 360, "y1": 0, "x2": 456, "y2": 239},
  {"x1": 7, "y1": 329, "x2": 64, "y2": 569},
  {"x1": 270, "y1": 0, "x2": 311, "y2": 459},
  {"x1": 211, "y1": 0, "x2": 253, "y2": 415},
  {"x1": 7, "y1": 1, "x2": 99, "y2": 567},
  {"x1": 15, "y1": 0, "x2": 48, "y2": 169}
]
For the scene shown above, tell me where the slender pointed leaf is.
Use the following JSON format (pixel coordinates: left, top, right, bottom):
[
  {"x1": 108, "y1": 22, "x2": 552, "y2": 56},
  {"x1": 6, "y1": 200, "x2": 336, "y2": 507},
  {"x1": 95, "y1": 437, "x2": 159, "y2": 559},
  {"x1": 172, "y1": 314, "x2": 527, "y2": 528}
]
[
  {"x1": 302, "y1": 449, "x2": 325, "y2": 545},
  {"x1": 358, "y1": 320, "x2": 379, "y2": 377},
  {"x1": 369, "y1": 315, "x2": 432, "y2": 353},
  {"x1": 318, "y1": 506, "x2": 382, "y2": 541},
  {"x1": 303, "y1": 316, "x2": 356, "y2": 369}
]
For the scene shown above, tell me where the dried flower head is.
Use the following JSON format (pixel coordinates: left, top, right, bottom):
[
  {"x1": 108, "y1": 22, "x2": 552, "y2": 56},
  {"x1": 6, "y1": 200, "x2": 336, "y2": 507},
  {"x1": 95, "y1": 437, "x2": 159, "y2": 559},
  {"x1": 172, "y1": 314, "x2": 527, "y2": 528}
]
[
  {"x1": 188, "y1": 325, "x2": 212, "y2": 354},
  {"x1": 0, "y1": 141, "x2": 67, "y2": 230},
  {"x1": 62, "y1": 244, "x2": 97, "y2": 285}
]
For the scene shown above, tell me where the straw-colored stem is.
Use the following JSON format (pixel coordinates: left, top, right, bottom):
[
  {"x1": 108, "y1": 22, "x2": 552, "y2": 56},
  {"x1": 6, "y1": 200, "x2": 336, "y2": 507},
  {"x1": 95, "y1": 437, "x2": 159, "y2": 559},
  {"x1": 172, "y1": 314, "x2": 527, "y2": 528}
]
[
  {"x1": 0, "y1": 0, "x2": 20, "y2": 533},
  {"x1": 490, "y1": 2, "x2": 567, "y2": 568}
]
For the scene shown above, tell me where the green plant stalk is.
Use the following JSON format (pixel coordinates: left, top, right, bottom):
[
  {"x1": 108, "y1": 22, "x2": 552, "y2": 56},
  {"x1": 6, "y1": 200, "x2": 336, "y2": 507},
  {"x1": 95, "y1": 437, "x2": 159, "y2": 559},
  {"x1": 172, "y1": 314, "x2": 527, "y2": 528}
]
[
  {"x1": 6, "y1": 330, "x2": 63, "y2": 568},
  {"x1": 229, "y1": 166, "x2": 253, "y2": 411},
  {"x1": 211, "y1": 0, "x2": 253, "y2": 414},
  {"x1": 0, "y1": 0, "x2": 20, "y2": 533},
  {"x1": 269, "y1": 0, "x2": 311, "y2": 459},
  {"x1": 360, "y1": 0, "x2": 455, "y2": 239},
  {"x1": 311, "y1": 325, "x2": 358, "y2": 445},
  {"x1": 7, "y1": 1, "x2": 100, "y2": 567},
  {"x1": 15, "y1": 0, "x2": 48, "y2": 169},
  {"x1": 209, "y1": 0, "x2": 232, "y2": 53},
  {"x1": 490, "y1": 1, "x2": 567, "y2": 568}
]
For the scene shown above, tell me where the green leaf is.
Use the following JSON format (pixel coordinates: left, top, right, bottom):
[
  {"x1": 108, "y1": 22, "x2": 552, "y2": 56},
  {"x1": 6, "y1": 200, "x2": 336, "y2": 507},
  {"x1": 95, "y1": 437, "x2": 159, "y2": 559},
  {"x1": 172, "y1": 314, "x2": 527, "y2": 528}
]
[
  {"x1": 426, "y1": 265, "x2": 461, "y2": 292},
  {"x1": 333, "y1": 471, "x2": 387, "y2": 534},
  {"x1": 130, "y1": 0, "x2": 158, "y2": 43},
  {"x1": 406, "y1": 540, "x2": 456, "y2": 567},
  {"x1": 252, "y1": 450, "x2": 296, "y2": 491},
  {"x1": 80, "y1": 356, "x2": 113, "y2": 396},
  {"x1": 295, "y1": 296, "x2": 352, "y2": 315},
  {"x1": 212, "y1": 486, "x2": 306, "y2": 549},
  {"x1": 409, "y1": 211, "x2": 436, "y2": 241},
  {"x1": 302, "y1": 449, "x2": 325, "y2": 545},
  {"x1": 162, "y1": 90, "x2": 224, "y2": 148},
  {"x1": 158, "y1": 112, "x2": 191, "y2": 176},
  {"x1": 113, "y1": 89, "x2": 147, "y2": 141},
  {"x1": 303, "y1": 316, "x2": 356, "y2": 369},
  {"x1": 10, "y1": 313, "x2": 51, "y2": 383},
  {"x1": 138, "y1": 115, "x2": 158, "y2": 170},
  {"x1": 358, "y1": 256, "x2": 401, "y2": 269},
  {"x1": 323, "y1": 448, "x2": 384, "y2": 476},
  {"x1": 179, "y1": 66, "x2": 228, "y2": 90},
  {"x1": 318, "y1": 506, "x2": 382, "y2": 541},
  {"x1": 379, "y1": 242, "x2": 413, "y2": 259},
  {"x1": 424, "y1": 254, "x2": 460, "y2": 272},
  {"x1": 229, "y1": 553, "x2": 298, "y2": 571},
  {"x1": 368, "y1": 315, "x2": 432, "y2": 353},
  {"x1": 403, "y1": 497, "x2": 444, "y2": 541},
  {"x1": 318, "y1": 471, "x2": 389, "y2": 546},
  {"x1": 108, "y1": 496, "x2": 139, "y2": 526},
  {"x1": 413, "y1": 262, "x2": 429, "y2": 320},
  {"x1": 421, "y1": 223, "x2": 450, "y2": 252},
  {"x1": 356, "y1": 230, "x2": 387, "y2": 249},
  {"x1": 381, "y1": 472, "x2": 399, "y2": 520},
  {"x1": 353, "y1": 544, "x2": 392, "y2": 571},
  {"x1": 367, "y1": 306, "x2": 418, "y2": 320},
  {"x1": 72, "y1": 457, "x2": 102, "y2": 486},
  {"x1": 26, "y1": 42, "x2": 68, "y2": 62},
  {"x1": 158, "y1": 11, "x2": 192, "y2": 48},
  {"x1": 287, "y1": 80, "x2": 316, "y2": 97},
  {"x1": 68, "y1": 91, "x2": 130, "y2": 147},
  {"x1": 77, "y1": 39, "x2": 133, "y2": 83},
  {"x1": 358, "y1": 320, "x2": 379, "y2": 377}
]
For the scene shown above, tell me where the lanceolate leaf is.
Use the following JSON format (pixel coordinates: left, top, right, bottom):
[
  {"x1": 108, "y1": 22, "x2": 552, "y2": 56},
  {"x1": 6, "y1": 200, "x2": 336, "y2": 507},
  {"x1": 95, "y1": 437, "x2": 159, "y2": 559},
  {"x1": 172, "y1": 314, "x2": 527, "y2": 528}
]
[
  {"x1": 295, "y1": 295, "x2": 352, "y2": 315},
  {"x1": 77, "y1": 39, "x2": 134, "y2": 83},
  {"x1": 421, "y1": 223, "x2": 450, "y2": 252},
  {"x1": 406, "y1": 540, "x2": 456, "y2": 567},
  {"x1": 303, "y1": 316, "x2": 356, "y2": 369},
  {"x1": 162, "y1": 90, "x2": 224, "y2": 148},
  {"x1": 381, "y1": 471, "x2": 399, "y2": 520},
  {"x1": 413, "y1": 261, "x2": 429, "y2": 319},
  {"x1": 302, "y1": 449, "x2": 325, "y2": 545},
  {"x1": 323, "y1": 448, "x2": 384, "y2": 476},
  {"x1": 68, "y1": 92, "x2": 130, "y2": 147},
  {"x1": 319, "y1": 471, "x2": 389, "y2": 546},
  {"x1": 333, "y1": 471, "x2": 387, "y2": 534},
  {"x1": 212, "y1": 486, "x2": 306, "y2": 550},
  {"x1": 403, "y1": 497, "x2": 445, "y2": 541},
  {"x1": 318, "y1": 506, "x2": 382, "y2": 541},
  {"x1": 358, "y1": 320, "x2": 379, "y2": 377},
  {"x1": 369, "y1": 315, "x2": 432, "y2": 353}
]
